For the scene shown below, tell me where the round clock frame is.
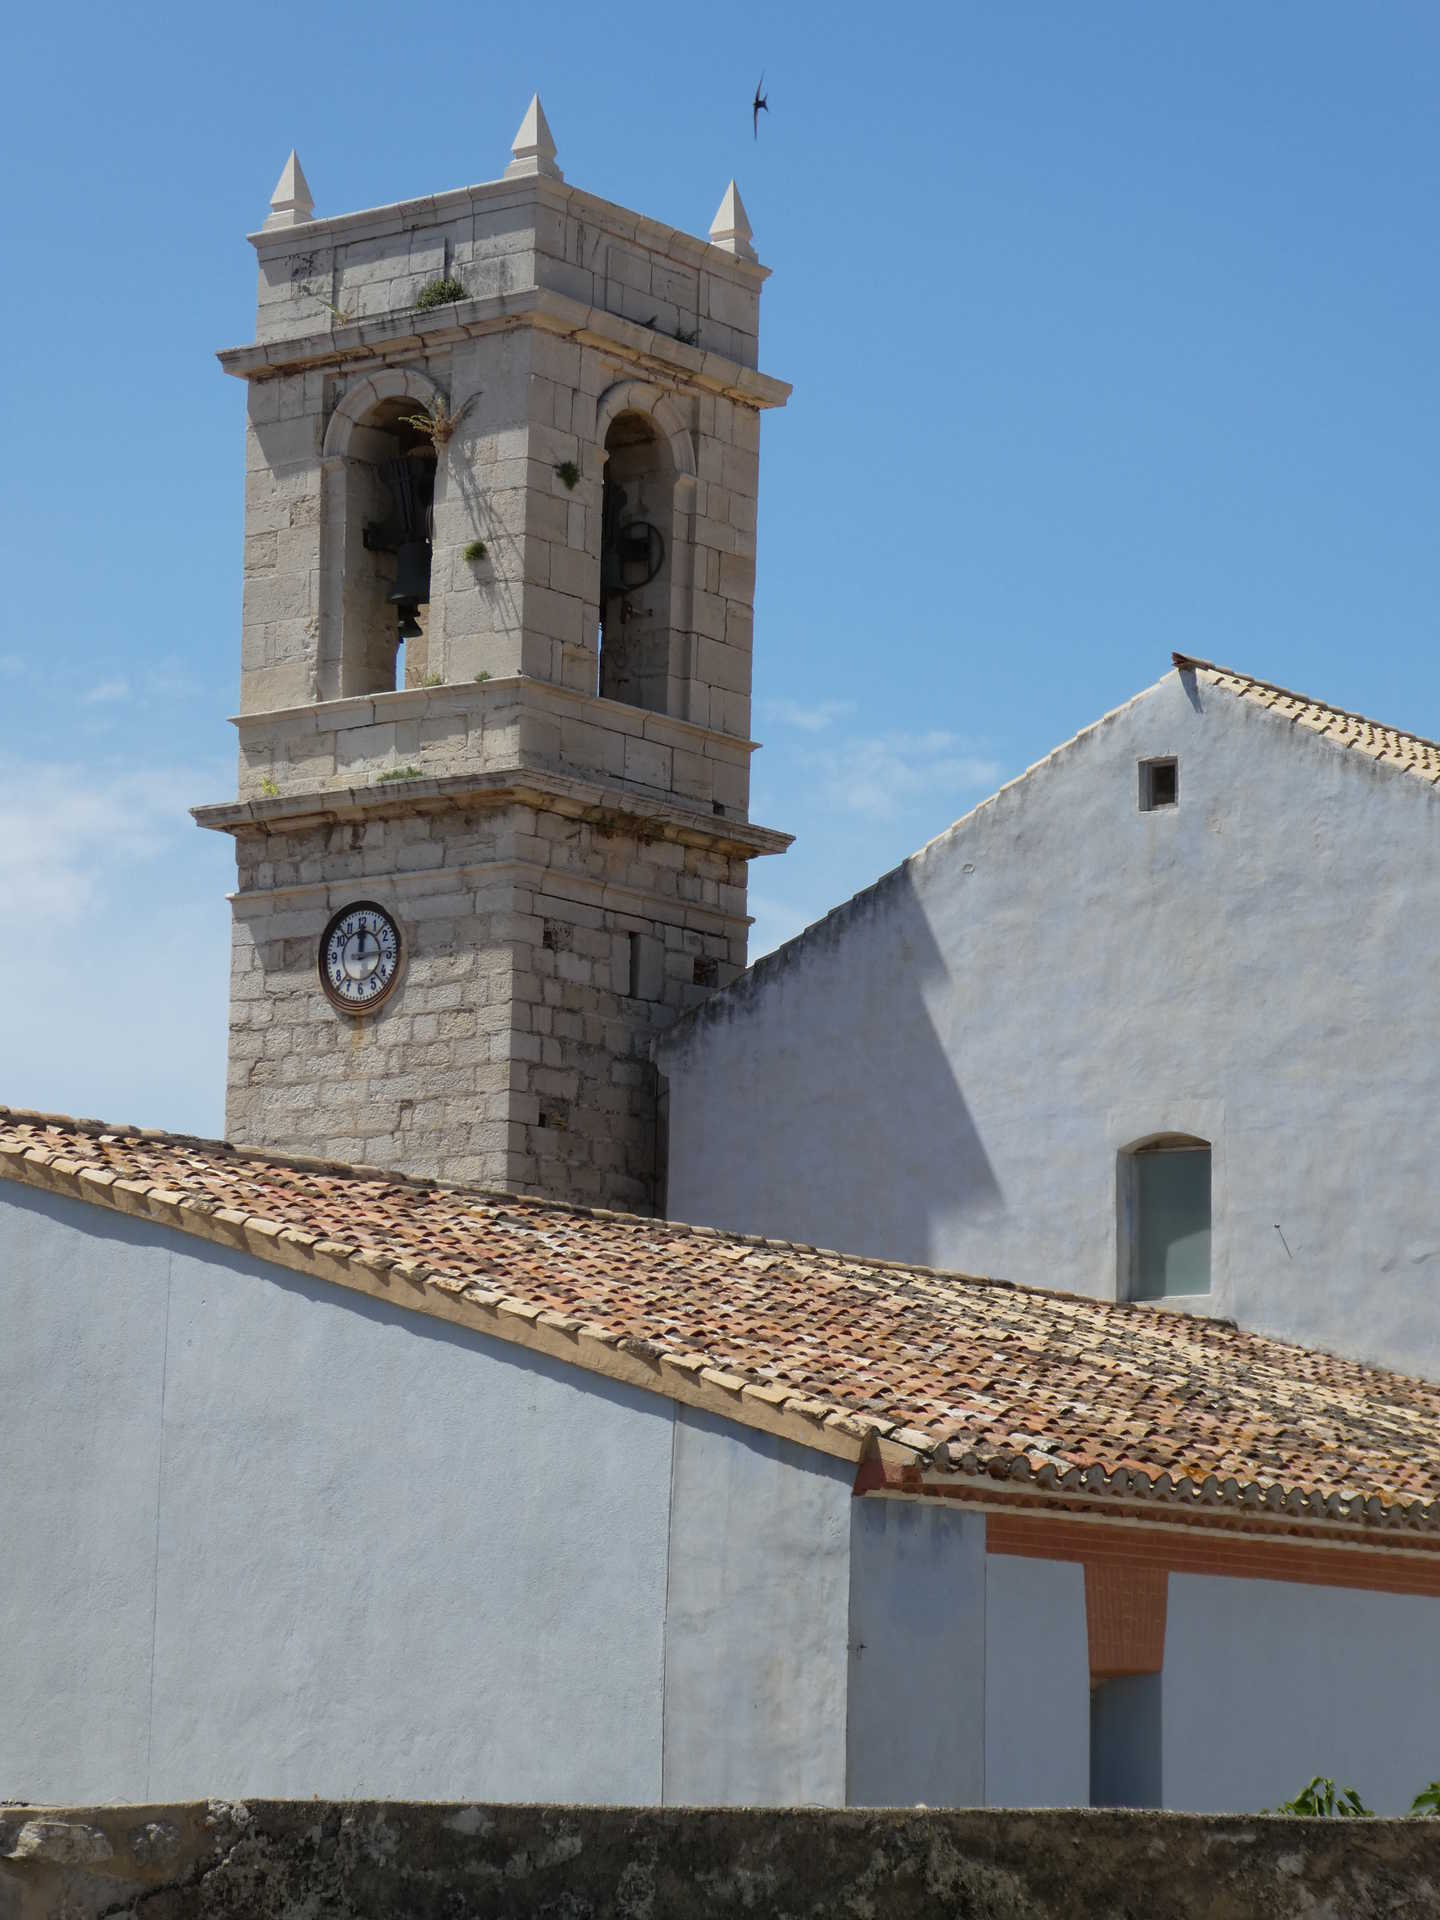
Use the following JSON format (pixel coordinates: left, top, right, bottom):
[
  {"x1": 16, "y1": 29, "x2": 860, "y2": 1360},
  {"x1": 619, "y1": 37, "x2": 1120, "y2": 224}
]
[{"x1": 318, "y1": 900, "x2": 403, "y2": 1016}]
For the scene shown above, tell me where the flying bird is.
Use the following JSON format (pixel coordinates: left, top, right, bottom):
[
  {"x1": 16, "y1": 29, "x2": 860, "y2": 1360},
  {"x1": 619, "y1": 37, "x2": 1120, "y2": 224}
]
[{"x1": 752, "y1": 74, "x2": 769, "y2": 139}]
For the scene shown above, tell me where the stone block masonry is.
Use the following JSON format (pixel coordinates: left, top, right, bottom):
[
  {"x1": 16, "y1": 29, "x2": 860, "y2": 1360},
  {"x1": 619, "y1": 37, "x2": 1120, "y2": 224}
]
[
  {"x1": 199, "y1": 103, "x2": 791, "y2": 1209},
  {"x1": 3, "y1": 1802, "x2": 1433, "y2": 1919},
  {"x1": 224, "y1": 794, "x2": 754, "y2": 1208}
]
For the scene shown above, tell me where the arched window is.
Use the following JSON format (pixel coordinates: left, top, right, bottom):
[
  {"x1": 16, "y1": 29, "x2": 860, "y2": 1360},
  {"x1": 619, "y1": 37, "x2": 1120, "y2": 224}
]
[
  {"x1": 1119, "y1": 1135, "x2": 1211, "y2": 1300},
  {"x1": 598, "y1": 410, "x2": 675, "y2": 712},
  {"x1": 340, "y1": 399, "x2": 436, "y2": 695},
  {"x1": 320, "y1": 372, "x2": 446, "y2": 700}
]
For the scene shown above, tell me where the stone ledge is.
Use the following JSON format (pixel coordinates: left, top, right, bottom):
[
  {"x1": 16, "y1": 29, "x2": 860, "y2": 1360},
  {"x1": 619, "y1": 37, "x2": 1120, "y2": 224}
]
[
  {"x1": 1, "y1": 1801, "x2": 1434, "y2": 1919},
  {"x1": 218, "y1": 286, "x2": 791, "y2": 409},
  {"x1": 193, "y1": 767, "x2": 792, "y2": 860}
]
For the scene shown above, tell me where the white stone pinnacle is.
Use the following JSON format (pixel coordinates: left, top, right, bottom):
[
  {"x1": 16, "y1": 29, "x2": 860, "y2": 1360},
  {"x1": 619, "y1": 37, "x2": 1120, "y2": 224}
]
[
  {"x1": 708, "y1": 181, "x2": 756, "y2": 263},
  {"x1": 505, "y1": 93, "x2": 563, "y2": 182},
  {"x1": 264, "y1": 150, "x2": 314, "y2": 229}
]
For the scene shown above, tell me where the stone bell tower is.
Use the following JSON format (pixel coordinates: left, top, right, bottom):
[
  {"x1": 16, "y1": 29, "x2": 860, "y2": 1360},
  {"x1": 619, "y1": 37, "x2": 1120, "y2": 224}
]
[{"x1": 194, "y1": 100, "x2": 791, "y2": 1211}]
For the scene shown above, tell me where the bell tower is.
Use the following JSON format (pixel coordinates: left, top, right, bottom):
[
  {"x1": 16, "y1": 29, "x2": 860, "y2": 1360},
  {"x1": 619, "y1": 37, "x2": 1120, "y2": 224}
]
[{"x1": 195, "y1": 100, "x2": 791, "y2": 1210}]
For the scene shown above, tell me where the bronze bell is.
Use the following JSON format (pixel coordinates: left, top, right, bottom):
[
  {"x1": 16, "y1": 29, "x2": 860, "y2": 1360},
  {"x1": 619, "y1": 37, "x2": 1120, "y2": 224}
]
[{"x1": 388, "y1": 540, "x2": 432, "y2": 613}]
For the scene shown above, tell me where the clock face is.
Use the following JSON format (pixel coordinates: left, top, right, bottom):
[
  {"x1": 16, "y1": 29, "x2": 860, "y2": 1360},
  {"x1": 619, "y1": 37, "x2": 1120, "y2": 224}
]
[{"x1": 319, "y1": 902, "x2": 402, "y2": 1015}]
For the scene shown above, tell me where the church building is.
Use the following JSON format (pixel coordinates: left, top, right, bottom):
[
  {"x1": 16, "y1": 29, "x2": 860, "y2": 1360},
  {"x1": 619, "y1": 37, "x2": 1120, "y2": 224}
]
[
  {"x1": 192, "y1": 108, "x2": 1440, "y2": 1386},
  {"x1": 5, "y1": 103, "x2": 1440, "y2": 1821}
]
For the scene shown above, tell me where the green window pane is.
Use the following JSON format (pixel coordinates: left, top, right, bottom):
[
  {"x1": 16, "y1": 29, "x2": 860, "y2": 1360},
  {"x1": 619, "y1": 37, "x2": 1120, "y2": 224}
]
[{"x1": 1134, "y1": 1150, "x2": 1210, "y2": 1299}]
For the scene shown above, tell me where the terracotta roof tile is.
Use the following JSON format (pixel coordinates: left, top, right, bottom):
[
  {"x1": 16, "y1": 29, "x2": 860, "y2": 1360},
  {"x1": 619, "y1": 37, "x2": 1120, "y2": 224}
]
[
  {"x1": 5, "y1": 1106, "x2": 1440, "y2": 1538},
  {"x1": 1174, "y1": 654, "x2": 1440, "y2": 787}
]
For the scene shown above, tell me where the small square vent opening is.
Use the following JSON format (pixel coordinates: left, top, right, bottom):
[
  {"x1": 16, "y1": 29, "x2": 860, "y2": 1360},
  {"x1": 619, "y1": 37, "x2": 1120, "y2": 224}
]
[{"x1": 1139, "y1": 758, "x2": 1178, "y2": 811}]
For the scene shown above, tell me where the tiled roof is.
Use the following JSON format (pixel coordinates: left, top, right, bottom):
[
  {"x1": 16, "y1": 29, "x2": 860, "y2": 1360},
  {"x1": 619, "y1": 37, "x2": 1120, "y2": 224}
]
[
  {"x1": 1175, "y1": 654, "x2": 1440, "y2": 786},
  {"x1": 5, "y1": 1107, "x2": 1440, "y2": 1541}
]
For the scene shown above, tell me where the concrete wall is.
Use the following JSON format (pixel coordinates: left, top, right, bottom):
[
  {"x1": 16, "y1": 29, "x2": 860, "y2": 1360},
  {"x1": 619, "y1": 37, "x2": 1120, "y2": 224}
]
[
  {"x1": 1162, "y1": 1572, "x2": 1440, "y2": 1815},
  {"x1": 0, "y1": 1187, "x2": 842, "y2": 1806},
  {"x1": 659, "y1": 668, "x2": 1440, "y2": 1378}
]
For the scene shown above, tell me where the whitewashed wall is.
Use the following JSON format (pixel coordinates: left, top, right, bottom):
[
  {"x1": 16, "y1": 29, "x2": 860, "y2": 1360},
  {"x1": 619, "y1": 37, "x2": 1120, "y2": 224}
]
[
  {"x1": 659, "y1": 668, "x2": 1440, "y2": 1377},
  {"x1": 9, "y1": 1181, "x2": 1440, "y2": 1814},
  {"x1": 0, "y1": 1185, "x2": 850, "y2": 1806},
  {"x1": 662, "y1": 1410, "x2": 853, "y2": 1805},
  {"x1": 1162, "y1": 1572, "x2": 1440, "y2": 1815},
  {"x1": 846, "y1": 1502, "x2": 987, "y2": 1807},
  {"x1": 984, "y1": 1555, "x2": 1090, "y2": 1808}
]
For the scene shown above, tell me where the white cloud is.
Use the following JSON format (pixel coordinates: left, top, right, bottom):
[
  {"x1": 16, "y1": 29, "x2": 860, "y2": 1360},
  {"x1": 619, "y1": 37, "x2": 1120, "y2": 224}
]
[
  {"x1": 0, "y1": 892, "x2": 230, "y2": 1137},
  {"x1": 0, "y1": 759, "x2": 213, "y2": 926},
  {"x1": 801, "y1": 730, "x2": 1002, "y2": 824},
  {"x1": 82, "y1": 677, "x2": 131, "y2": 705},
  {"x1": 760, "y1": 696, "x2": 857, "y2": 733},
  {"x1": 141, "y1": 656, "x2": 206, "y2": 701},
  {"x1": 0, "y1": 753, "x2": 234, "y2": 1134}
]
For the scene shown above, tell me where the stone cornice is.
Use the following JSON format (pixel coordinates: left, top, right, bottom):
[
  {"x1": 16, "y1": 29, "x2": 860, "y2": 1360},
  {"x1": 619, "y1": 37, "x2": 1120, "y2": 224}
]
[
  {"x1": 218, "y1": 286, "x2": 791, "y2": 409},
  {"x1": 192, "y1": 766, "x2": 792, "y2": 859}
]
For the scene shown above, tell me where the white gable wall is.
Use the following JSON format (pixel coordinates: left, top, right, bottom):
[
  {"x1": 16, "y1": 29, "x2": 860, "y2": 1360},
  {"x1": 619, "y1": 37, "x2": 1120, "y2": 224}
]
[{"x1": 659, "y1": 669, "x2": 1440, "y2": 1377}]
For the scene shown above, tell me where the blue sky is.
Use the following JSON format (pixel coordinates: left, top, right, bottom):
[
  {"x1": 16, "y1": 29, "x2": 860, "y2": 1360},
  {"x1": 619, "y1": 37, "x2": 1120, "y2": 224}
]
[{"x1": 1, "y1": 2, "x2": 1436, "y2": 1134}]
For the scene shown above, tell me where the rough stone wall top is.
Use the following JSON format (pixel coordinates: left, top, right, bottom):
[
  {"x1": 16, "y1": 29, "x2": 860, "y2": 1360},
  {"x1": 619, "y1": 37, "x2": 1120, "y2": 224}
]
[{"x1": 2, "y1": 1802, "x2": 1435, "y2": 1920}]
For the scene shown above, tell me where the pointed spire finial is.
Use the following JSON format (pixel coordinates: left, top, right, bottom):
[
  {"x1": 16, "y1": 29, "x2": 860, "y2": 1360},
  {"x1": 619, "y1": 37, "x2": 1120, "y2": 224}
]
[
  {"x1": 264, "y1": 150, "x2": 314, "y2": 229},
  {"x1": 505, "y1": 93, "x2": 563, "y2": 182},
  {"x1": 709, "y1": 180, "x2": 756, "y2": 263}
]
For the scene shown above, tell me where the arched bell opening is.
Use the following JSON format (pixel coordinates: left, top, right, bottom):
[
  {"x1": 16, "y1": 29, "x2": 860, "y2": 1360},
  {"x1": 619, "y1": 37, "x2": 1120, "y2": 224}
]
[
  {"x1": 339, "y1": 398, "x2": 438, "y2": 696},
  {"x1": 598, "y1": 411, "x2": 676, "y2": 714}
]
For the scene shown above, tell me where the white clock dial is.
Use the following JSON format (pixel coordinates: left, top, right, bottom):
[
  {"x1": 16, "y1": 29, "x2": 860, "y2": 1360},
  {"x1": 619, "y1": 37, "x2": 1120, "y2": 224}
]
[{"x1": 319, "y1": 902, "x2": 401, "y2": 1014}]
